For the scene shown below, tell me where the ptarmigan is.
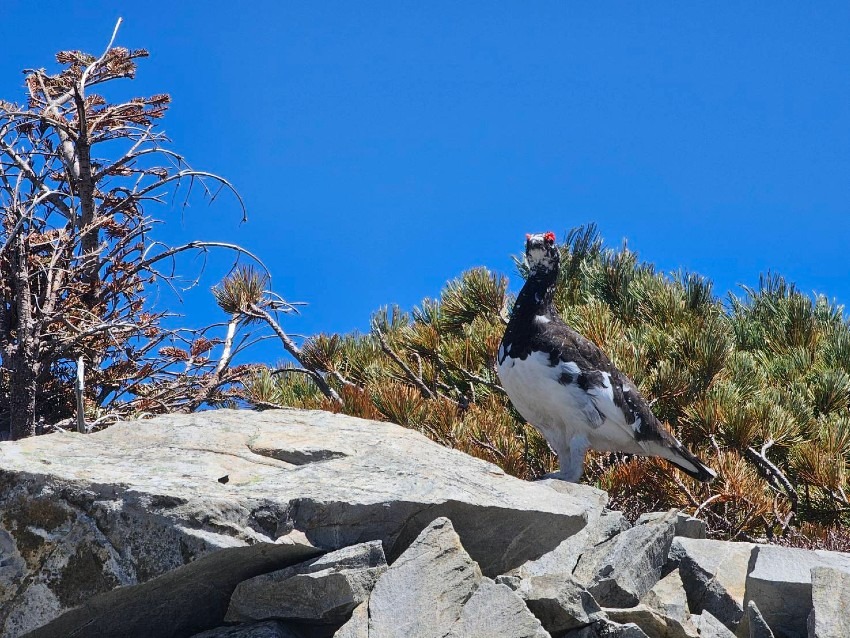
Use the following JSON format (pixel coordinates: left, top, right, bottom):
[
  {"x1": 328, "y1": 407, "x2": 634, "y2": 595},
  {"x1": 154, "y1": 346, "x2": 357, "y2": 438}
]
[{"x1": 497, "y1": 231, "x2": 716, "y2": 483}]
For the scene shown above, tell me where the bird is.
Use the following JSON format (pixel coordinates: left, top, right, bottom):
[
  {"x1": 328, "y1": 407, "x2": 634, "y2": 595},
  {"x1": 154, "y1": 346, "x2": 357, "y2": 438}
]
[{"x1": 497, "y1": 231, "x2": 716, "y2": 483}]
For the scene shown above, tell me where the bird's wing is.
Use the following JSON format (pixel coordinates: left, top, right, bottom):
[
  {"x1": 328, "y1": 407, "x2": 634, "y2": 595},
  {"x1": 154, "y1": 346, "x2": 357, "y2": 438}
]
[
  {"x1": 537, "y1": 318, "x2": 664, "y2": 439},
  {"x1": 527, "y1": 317, "x2": 715, "y2": 481}
]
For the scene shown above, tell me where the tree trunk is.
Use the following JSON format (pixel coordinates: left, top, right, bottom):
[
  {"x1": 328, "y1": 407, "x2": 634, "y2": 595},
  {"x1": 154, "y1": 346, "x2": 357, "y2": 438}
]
[
  {"x1": 70, "y1": 92, "x2": 101, "y2": 309},
  {"x1": 8, "y1": 355, "x2": 36, "y2": 439},
  {"x1": 7, "y1": 233, "x2": 39, "y2": 439}
]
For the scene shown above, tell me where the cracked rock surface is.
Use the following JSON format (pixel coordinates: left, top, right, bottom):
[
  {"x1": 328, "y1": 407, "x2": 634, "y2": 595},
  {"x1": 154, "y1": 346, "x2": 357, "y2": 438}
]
[
  {"x1": 368, "y1": 517, "x2": 549, "y2": 638},
  {"x1": 573, "y1": 511, "x2": 676, "y2": 607},
  {"x1": 4, "y1": 408, "x2": 850, "y2": 638},
  {"x1": 225, "y1": 541, "x2": 387, "y2": 625},
  {"x1": 0, "y1": 408, "x2": 597, "y2": 636},
  {"x1": 667, "y1": 537, "x2": 755, "y2": 631}
]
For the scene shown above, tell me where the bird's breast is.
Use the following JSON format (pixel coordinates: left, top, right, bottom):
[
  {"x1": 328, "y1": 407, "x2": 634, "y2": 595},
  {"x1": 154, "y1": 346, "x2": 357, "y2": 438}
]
[{"x1": 498, "y1": 350, "x2": 592, "y2": 432}]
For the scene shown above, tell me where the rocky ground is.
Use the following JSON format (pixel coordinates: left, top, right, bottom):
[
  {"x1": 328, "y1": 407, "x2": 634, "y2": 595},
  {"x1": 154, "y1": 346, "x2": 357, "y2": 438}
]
[{"x1": 0, "y1": 408, "x2": 847, "y2": 638}]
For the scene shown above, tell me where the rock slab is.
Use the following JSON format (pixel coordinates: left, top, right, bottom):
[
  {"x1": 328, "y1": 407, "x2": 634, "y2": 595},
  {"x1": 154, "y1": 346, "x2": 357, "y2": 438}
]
[
  {"x1": 368, "y1": 517, "x2": 482, "y2": 638},
  {"x1": 225, "y1": 540, "x2": 386, "y2": 625},
  {"x1": 574, "y1": 512, "x2": 676, "y2": 607},
  {"x1": 744, "y1": 545, "x2": 850, "y2": 638},
  {"x1": 807, "y1": 565, "x2": 850, "y2": 638},
  {"x1": 667, "y1": 537, "x2": 755, "y2": 630},
  {"x1": 368, "y1": 517, "x2": 549, "y2": 638},
  {"x1": 511, "y1": 509, "x2": 629, "y2": 581},
  {"x1": 444, "y1": 578, "x2": 550, "y2": 638},
  {"x1": 0, "y1": 408, "x2": 602, "y2": 635}
]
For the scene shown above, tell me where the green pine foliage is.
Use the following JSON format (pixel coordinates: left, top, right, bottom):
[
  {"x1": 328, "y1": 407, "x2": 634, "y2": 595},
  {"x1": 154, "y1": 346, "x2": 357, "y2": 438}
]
[{"x1": 241, "y1": 225, "x2": 850, "y2": 548}]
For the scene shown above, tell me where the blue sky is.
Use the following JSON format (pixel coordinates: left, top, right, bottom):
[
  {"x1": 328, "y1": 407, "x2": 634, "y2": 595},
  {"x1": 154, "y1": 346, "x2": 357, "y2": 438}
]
[{"x1": 2, "y1": 2, "x2": 849, "y2": 344}]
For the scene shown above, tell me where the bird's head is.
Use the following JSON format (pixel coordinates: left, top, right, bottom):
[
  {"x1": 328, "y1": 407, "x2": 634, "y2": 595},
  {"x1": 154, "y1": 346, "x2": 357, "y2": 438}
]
[{"x1": 525, "y1": 231, "x2": 560, "y2": 275}]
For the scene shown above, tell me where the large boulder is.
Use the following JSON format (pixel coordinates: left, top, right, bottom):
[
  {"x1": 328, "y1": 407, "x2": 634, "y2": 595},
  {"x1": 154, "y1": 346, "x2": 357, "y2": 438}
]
[
  {"x1": 16, "y1": 406, "x2": 850, "y2": 638},
  {"x1": 807, "y1": 566, "x2": 850, "y2": 638},
  {"x1": 742, "y1": 545, "x2": 850, "y2": 638},
  {"x1": 573, "y1": 511, "x2": 676, "y2": 607},
  {"x1": 666, "y1": 537, "x2": 755, "y2": 631},
  {"x1": 368, "y1": 517, "x2": 549, "y2": 638},
  {"x1": 0, "y1": 408, "x2": 602, "y2": 635},
  {"x1": 225, "y1": 541, "x2": 386, "y2": 626}
]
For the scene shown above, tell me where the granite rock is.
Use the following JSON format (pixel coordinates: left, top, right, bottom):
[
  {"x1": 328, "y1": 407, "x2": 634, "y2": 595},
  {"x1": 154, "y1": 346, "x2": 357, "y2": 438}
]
[
  {"x1": 743, "y1": 545, "x2": 850, "y2": 638},
  {"x1": 334, "y1": 603, "x2": 368, "y2": 638},
  {"x1": 605, "y1": 604, "x2": 698, "y2": 638},
  {"x1": 367, "y1": 517, "x2": 482, "y2": 638},
  {"x1": 636, "y1": 511, "x2": 706, "y2": 540},
  {"x1": 0, "y1": 408, "x2": 602, "y2": 634},
  {"x1": 574, "y1": 511, "x2": 676, "y2": 607},
  {"x1": 510, "y1": 510, "x2": 630, "y2": 581},
  {"x1": 497, "y1": 573, "x2": 601, "y2": 635},
  {"x1": 691, "y1": 611, "x2": 735, "y2": 638},
  {"x1": 225, "y1": 541, "x2": 386, "y2": 625},
  {"x1": 746, "y1": 600, "x2": 775, "y2": 638},
  {"x1": 666, "y1": 537, "x2": 755, "y2": 631},
  {"x1": 641, "y1": 569, "x2": 691, "y2": 623},
  {"x1": 807, "y1": 565, "x2": 850, "y2": 638},
  {"x1": 444, "y1": 578, "x2": 550, "y2": 638}
]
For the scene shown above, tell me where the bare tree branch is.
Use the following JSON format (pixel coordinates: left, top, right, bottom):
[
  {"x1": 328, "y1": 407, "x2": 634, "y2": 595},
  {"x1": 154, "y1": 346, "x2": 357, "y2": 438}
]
[
  {"x1": 374, "y1": 327, "x2": 435, "y2": 399},
  {"x1": 245, "y1": 302, "x2": 342, "y2": 405}
]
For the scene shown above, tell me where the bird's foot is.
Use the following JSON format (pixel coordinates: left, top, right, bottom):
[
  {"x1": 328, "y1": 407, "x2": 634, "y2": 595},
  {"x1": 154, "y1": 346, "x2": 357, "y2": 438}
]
[{"x1": 535, "y1": 470, "x2": 581, "y2": 483}]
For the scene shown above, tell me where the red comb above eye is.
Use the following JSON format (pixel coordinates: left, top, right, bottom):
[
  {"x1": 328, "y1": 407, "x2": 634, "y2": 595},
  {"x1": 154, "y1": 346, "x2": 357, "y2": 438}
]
[{"x1": 544, "y1": 231, "x2": 556, "y2": 242}]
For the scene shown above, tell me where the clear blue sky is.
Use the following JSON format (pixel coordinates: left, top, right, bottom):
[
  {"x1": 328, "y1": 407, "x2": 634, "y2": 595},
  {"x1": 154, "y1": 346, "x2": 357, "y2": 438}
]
[{"x1": 2, "y1": 2, "x2": 849, "y2": 343}]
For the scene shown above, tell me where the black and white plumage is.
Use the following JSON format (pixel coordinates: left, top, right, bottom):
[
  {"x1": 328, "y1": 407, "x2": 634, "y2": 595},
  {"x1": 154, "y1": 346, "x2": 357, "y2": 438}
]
[{"x1": 497, "y1": 232, "x2": 716, "y2": 483}]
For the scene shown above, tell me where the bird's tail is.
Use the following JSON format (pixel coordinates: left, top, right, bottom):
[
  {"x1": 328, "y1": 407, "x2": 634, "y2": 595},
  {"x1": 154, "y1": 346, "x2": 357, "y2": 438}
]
[{"x1": 664, "y1": 443, "x2": 717, "y2": 483}]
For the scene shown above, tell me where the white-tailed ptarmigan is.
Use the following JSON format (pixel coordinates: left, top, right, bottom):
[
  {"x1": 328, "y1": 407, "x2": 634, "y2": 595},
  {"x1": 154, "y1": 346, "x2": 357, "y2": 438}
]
[{"x1": 497, "y1": 231, "x2": 716, "y2": 483}]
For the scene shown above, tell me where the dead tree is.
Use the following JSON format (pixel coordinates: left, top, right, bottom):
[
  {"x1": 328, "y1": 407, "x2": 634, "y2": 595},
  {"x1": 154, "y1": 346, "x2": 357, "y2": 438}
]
[{"x1": 0, "y1": 21, "x2": 257, "y2": 439}]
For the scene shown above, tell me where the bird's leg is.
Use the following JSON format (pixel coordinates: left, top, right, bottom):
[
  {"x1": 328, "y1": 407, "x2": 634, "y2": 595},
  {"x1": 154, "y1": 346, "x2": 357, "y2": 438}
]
[
  {"x1": 558, "y1": 435, "x2": 591, "y2": 482},
  {"x1": 540, "y1": 435, "x2": 590, "y2": 483}
]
